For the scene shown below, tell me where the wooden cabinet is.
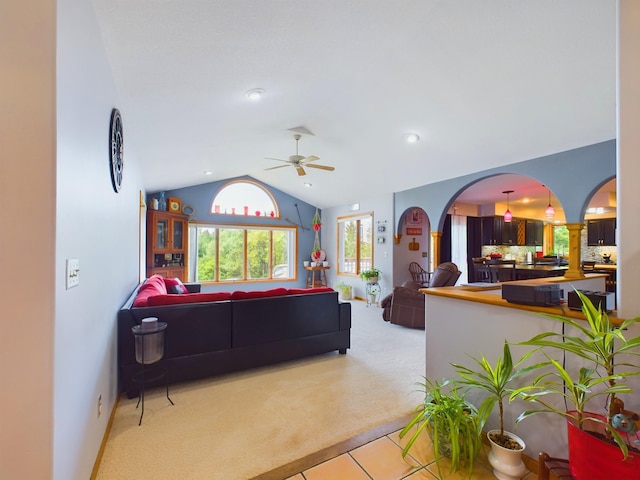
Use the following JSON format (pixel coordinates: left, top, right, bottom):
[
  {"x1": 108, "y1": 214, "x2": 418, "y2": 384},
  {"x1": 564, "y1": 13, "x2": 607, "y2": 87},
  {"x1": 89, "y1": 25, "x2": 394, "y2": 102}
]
[
  {"x1": 481, "y1": 216, "x2": 519, "y2": 245},
  {"x1": 587, "y1": 218, "x2": 616, "y2": 246},
  {"x1": 525, "y1": 220, "x2": 544, "y2": 246},
  {"x1": 146, "y1": 210, "x2": 188, "y2": 281}
]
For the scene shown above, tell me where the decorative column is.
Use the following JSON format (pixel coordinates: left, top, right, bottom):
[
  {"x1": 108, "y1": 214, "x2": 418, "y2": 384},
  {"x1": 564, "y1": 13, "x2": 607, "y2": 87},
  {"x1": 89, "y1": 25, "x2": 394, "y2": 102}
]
[
  {"x1": 563, "y1": 223, "x2": 585, "y2": 279},
  {"x1": 430, "y1": 231, "x2": 442, "y2": 272}
]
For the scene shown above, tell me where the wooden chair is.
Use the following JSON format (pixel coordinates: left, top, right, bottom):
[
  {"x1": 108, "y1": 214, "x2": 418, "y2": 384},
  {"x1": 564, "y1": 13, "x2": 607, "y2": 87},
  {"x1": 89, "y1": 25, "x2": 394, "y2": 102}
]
[
  {"x1": 409, "y1": 262, "x2": 431, "y2": 286},
  {"x1": 490, "y1": 259, "x2": 516, "y2": 282}
]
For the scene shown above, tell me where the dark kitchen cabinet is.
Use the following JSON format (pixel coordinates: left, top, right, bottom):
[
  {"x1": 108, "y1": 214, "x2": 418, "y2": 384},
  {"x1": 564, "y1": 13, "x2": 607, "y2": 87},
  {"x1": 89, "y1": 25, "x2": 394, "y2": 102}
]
[
  {"x1": 525, "y1": 220, "x2": 544, "y2": 246},
  {"x1": 587, "y1": 218, "x2": 616, "y2": 246},
  {"x1": 482, "y1": 216, "x2": 518, "y2": 245}
]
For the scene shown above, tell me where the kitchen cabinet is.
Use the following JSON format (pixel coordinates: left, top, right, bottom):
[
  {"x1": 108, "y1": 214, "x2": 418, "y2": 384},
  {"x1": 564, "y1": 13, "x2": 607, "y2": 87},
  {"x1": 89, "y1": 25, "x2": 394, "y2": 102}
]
[
  {"x1": 587, "y1": 218, "x2": 616, "y2": 246},
  {"x1": 525, "y1": 220, "x2": 544, "y2": 246},
  {"x1": 481, "y1": 216, "x2": 519, "y2": 245},
  {"x1": 146, "y1": 210, "x2": 188, "y2": 280}
]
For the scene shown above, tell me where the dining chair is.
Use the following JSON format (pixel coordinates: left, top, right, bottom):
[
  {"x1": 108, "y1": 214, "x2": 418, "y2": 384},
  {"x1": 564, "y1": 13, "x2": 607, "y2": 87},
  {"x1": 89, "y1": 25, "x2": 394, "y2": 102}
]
[{"x1": 581, "y1": 260, "x2": 596, "y2": 272}]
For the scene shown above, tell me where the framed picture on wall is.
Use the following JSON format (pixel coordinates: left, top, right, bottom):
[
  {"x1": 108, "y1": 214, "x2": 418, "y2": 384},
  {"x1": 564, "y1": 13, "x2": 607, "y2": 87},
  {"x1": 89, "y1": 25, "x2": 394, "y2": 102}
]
[{"x1": 406, "y1": 208, "x2": 423, "y2": 226}]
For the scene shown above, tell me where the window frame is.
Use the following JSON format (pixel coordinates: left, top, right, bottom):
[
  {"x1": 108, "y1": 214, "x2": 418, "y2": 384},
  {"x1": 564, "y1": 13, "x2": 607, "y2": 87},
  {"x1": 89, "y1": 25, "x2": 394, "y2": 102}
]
[
  {"x1": 336, "y1": 211, "x2": 374, "y2": 277},
  {"x1": 188, "y1": 221, "x2": 297, "y2": 284}
]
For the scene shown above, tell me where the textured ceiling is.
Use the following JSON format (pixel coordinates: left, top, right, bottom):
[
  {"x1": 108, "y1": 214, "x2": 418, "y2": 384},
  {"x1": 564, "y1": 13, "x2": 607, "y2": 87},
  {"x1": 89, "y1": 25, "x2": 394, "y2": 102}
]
[{"x1": 91, "y1": 0, "x2": 616, "y2": 208}]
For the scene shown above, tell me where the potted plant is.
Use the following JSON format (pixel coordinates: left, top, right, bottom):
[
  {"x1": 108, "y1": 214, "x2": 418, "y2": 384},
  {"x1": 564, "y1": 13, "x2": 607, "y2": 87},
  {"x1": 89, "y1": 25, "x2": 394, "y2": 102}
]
[
  {"x1": 453, "y1": 341, "x2": 540, "y2": 480},
  {"x1": 359, "y1": 268, "x2": 381, "y2": 284},
  {"x1": 335, "y1": 282, "x2": 352, "y2": 301},
  {"x1": 399, "y1": 378, "x2": 485, "y2": 478},
  {"x1": 510, "y1": 290, "x2": 640, "y2": 479}
]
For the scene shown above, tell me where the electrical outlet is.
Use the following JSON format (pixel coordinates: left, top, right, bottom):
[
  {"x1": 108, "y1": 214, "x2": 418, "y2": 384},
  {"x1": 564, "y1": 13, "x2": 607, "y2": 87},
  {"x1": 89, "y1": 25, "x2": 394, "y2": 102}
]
[
  {"x1": 66, "y1": 258, "x2": 80, "y2": 289},
  {"x1": 98, "y1": 394, "x2": 102, "y2": 417}
]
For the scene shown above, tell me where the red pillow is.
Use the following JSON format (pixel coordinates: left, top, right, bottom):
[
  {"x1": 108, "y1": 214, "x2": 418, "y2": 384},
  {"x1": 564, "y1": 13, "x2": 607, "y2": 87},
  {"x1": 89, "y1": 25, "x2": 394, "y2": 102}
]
[
  {"x1": 164, "y1": 277, "x2": 188, "y2": 294},
  {"x1": 288, "y1": 287, "x2": 334, "y2": 295},
  {"x1": 147, "y1": 292, "x2": 232, "y2": 306},
  {"x1": 230, "y1": 288, "x2": 289, "y2": 300},
  {"x1": 133, "y1": 275, "x2": 168, "y2": 307}
]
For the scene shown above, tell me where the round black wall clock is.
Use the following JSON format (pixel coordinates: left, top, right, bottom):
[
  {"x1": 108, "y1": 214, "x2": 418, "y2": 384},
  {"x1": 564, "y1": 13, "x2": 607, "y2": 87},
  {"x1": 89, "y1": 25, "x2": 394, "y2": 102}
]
[{"x1": 109, "y1": 108, "x2": 124, "y2": 192}]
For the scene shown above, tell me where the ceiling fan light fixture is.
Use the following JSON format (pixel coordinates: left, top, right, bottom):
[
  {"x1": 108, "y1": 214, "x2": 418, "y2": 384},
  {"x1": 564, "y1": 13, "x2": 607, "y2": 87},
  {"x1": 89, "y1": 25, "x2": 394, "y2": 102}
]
[
  {"x1": 502, "y1": 190, "x2": 514, "y2": 223},
  {"x1": 245, "y1": 88, "x2": 264, "y2": 100},
  {"x1": 404, "y1": 132, "x2": 420, "y2": 144}
]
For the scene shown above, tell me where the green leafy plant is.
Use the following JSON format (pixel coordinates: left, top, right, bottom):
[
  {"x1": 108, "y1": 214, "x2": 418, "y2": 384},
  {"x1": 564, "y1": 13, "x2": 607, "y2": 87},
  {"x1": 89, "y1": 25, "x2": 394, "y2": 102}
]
[
  {"x1": 334, "y1": 282, "x2": 352, "y2": 298},
  {"x1": 510, "y1": 290, "x2": 640, "y2": 458},
  {"x1": 359, "y1": 268, "x2": 380, "y2": 281},
  {"x1": 452, "y1": 340, "x2": 540, "y2": 449},
  {"x1": 399, "y1": 378, "x2": 485, "y2": 478}
]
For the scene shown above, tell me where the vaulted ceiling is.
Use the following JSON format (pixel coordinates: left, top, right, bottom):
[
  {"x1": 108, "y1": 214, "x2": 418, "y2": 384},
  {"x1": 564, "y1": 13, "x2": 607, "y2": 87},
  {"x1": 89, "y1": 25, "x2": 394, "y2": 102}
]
[{"x1": 91, "y1": 0, "x2": 616, "y2": 209}]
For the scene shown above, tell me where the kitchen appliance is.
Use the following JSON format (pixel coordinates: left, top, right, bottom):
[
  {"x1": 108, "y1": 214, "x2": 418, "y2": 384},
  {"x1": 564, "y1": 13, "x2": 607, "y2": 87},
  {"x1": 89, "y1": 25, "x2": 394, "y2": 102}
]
[{"x1": 502, "y1": 282, "x2": 563, "y2": 306}]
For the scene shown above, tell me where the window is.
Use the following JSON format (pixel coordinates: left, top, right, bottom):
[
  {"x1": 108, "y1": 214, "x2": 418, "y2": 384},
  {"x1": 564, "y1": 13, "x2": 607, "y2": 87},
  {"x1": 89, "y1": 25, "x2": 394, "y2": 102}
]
[
  {"x1": 337, "y1": 212, "x2": 373, "y2": 275},
  {"x1": 211, "y1": 180, "x2": 279, "y2": 217},
  {"x1": 189, "y1": 224, "x2": 296, "y2": 283},
  {"x1": 553, "y1": 225, "x2": 568, "y2": 255}
]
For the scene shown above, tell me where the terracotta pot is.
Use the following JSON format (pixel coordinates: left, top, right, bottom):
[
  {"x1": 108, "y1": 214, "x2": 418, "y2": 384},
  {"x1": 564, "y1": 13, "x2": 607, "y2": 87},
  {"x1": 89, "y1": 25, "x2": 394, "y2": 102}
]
[
  {"x1": 567, "y1": 411, "x2": 640, "y2": 480},
  {"x1": 487, "y1": 430, "x2": 526, "y2": 480}
]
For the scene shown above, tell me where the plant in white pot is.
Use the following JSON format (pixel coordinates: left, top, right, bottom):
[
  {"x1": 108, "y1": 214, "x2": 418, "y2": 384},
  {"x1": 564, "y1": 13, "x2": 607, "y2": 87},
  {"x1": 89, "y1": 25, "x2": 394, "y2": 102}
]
[
  {"x1": 359, "y1": 268, "x2": 380, "y2": 284},
  {"x1": 334, "y1": 282, "x2": 352, "y2": 301},
  {"x1": 510, "y1": 290, "x2": 640, "y2": 480},
  {"x1": 452, "y1": 340, "x2": 540, "y2": 480}
]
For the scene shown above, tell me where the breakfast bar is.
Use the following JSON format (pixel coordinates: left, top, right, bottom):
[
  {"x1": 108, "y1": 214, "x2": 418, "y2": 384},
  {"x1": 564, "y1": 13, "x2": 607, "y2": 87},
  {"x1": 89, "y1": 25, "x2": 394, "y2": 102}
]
[{"x1": 420, "y1": 274, "x2": 639, "y2": 463}]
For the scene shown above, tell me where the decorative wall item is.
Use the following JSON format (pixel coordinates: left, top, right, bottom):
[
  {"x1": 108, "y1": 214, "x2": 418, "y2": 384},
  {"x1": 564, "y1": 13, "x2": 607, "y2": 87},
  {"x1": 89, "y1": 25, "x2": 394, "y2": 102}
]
[
  {"x1": 409, "y1": 238, "x2": 420, "y2": 251},
  {"x1": 376, "y1": 220, "x2": 387, "y2": 244},
  {"x1": 406, "y1": 227, "x2": 422, "y2": 235},
  {"x1": 407, "y1": 208, "x2": 423, "y2": 226},
  {"x1": 109, "y1": 108, "x2": 124, "y2": 193},
  {"x1": 311, "y1": 208, "x2": 325, "y2": 262}
]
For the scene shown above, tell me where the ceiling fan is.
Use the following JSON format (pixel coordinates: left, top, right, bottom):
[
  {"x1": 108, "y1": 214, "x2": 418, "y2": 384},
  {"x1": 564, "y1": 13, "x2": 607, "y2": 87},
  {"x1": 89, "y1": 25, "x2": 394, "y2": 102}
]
[{"x1": 265, "y1": 134, "x2": 335, "y2": 176}]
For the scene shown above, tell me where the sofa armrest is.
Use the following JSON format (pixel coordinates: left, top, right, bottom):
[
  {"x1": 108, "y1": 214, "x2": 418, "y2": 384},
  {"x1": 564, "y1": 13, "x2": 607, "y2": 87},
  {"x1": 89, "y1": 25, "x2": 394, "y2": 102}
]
[{"x1": 184, "y1": 283, "x2": 201, "y2": 293}]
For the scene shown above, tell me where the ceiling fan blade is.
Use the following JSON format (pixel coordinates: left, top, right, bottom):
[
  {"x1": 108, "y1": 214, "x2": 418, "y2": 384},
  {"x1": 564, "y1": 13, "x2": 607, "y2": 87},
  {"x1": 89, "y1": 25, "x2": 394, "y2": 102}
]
[
  {"x1": 302, "y1": 155, "x2": 320, "y2": 163},
  {"x1": 265, "y1": 164, "x2": 291, "y2": 171},
  {"x1": 306, "y1": 164, "x2": 335, "y2": 171},
  {"x1": 296, "y1": 166, "x2": 306, "y2": 176},
  {"x1": 265, "y1": 157, "x2": 291, "y2": 163}
]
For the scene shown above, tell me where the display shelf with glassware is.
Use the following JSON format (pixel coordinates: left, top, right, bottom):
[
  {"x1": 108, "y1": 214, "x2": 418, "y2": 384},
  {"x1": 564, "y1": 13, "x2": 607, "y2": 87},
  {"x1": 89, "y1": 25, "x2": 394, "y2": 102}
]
[{"x1": 146, "y1": 209, "x2": 188, "y2": 281}]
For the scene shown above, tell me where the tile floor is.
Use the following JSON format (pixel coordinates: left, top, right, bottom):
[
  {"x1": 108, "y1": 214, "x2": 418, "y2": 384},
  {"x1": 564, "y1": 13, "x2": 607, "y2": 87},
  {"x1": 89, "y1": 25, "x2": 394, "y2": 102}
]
[{"x1": 282, "y1": 427, "x2": 538, "y2": 480}]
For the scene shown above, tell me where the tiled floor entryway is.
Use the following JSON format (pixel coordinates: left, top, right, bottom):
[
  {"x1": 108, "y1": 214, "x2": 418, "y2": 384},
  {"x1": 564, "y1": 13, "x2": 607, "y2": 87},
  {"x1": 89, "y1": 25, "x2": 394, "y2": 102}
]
[{"x1": 281, "y1": 426, "x2": 537, "y2": 480}]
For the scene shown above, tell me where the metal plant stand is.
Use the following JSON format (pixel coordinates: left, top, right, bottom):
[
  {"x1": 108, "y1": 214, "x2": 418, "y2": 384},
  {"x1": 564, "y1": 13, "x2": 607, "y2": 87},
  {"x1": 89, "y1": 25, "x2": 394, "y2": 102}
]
[{"x1": 131, "y1": 321, "x2": 174, "y2": 425}]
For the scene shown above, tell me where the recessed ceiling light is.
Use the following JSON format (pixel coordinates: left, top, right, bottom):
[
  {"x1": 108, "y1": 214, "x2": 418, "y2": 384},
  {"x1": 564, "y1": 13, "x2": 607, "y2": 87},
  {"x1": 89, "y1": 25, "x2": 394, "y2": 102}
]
[
  {"x1": 204, "y1": 170, "x2": 213, "y2": 175},
  {"x1": 304, "y1": 182, "x2": 312, "y2": 187},
  {"x1": 404, "y1": 132, "x2": 420, "y2": 143},
  {"x1": 245, "y1": 88, "x2": 264, "y2": 100}
]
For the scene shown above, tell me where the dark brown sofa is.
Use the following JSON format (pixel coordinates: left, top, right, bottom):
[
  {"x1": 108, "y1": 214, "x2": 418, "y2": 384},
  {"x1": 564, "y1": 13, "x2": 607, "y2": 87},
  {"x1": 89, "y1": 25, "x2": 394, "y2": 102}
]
[{"x1": 118, "y1": 279, "x2": 351, "y2": 397}]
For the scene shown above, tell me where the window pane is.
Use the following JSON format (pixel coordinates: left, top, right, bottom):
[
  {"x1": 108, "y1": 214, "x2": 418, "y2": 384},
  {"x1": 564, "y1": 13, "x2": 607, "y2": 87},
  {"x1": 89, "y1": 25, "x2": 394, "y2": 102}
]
[
  {"x1": 219, "y1": 228, "x2": 244, "y2": 281},
  {"x1": 272, "y1": 229, "x2": 292, "y2": 279},
  {"x1": 553, "y1": 225, "x2": 569, "y2": 255},
  {"x1": 196, "y1": 227, "x2": 217, "y2": 282},
  {"x1": 359, "y1": 216, "x2": 373, "y2": 272},
  {"x1": 247, "y1": 229, "x2": 270, "y2": 279},
  {"x1": 340, "y1": 219, "x2": 357, "y2": 273}
]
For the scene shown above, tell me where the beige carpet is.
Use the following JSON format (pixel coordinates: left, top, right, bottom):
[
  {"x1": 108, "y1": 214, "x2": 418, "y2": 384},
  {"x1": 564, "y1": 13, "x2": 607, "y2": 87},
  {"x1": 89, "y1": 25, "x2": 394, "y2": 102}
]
[{"x1": 96, "y1": 300, "x2": 425, "y2": 480}]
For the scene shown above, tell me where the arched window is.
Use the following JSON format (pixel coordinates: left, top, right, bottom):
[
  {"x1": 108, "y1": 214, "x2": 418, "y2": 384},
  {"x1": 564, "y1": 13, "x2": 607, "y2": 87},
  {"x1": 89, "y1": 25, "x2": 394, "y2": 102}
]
[{"x1": 211, "y1": 180, "x2": 279, "y2": 218}]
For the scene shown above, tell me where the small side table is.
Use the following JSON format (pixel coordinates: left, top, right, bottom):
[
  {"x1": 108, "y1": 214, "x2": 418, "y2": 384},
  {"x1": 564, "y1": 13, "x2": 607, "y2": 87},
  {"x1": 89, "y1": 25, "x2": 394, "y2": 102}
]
[
  {"x1": 365, "y1": 282, "x2": 381, "y2": 306},
  {"x1": 131, "y1": 321, "x2": 174, "y2": 425},
  {"x1": 304, "y1": 265, "x2": 330, "y2": 288}
]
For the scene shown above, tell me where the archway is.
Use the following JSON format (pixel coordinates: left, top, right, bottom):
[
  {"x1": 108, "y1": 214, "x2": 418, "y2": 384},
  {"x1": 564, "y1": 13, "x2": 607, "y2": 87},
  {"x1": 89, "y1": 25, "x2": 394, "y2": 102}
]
[{"x1": 394, "y1": 206, "x2": 430, "y2": 285}]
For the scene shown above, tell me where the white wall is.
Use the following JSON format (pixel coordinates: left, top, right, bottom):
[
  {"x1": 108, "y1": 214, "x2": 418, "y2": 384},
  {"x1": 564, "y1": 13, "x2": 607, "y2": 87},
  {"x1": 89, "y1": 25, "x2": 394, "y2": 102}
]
[
  {"x1": 54, "y1": 0, "x2": 145, "y2": 478},
  {"x1": 1, "y1": 1, "x2": 144, "y2": 479},
  {"x1": 322, "y1": 194, "x2": 394, "y2": 300}
]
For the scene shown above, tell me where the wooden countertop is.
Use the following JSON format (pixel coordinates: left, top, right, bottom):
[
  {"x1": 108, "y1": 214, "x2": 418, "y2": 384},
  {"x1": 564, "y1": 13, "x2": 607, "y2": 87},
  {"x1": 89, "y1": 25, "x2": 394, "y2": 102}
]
[{"x1": 421, "y1": 274, "x2": 622, "y2": 324}]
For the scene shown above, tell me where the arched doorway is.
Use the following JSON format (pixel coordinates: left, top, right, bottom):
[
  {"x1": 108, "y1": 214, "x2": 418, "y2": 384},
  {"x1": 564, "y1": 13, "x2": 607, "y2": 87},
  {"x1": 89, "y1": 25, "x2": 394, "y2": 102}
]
[{"x1": 394, "y1": 206, "x2": 430, "y2": 285}]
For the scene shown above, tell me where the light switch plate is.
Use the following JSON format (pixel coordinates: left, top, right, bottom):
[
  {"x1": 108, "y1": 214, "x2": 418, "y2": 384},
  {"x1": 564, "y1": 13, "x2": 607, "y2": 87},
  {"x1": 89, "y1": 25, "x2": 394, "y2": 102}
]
[{"x1": 66, "y1": 258, "x2": 80, "y2": 289}]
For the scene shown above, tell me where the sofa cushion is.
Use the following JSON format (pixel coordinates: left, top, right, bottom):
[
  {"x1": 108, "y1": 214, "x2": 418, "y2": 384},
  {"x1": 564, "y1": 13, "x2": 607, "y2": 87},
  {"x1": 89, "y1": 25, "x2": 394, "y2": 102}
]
[
  {"x1": 230, "y1": 288, "x2": 288, "y2": 300},
  {"x1": 147, "y1": 292, "x2": 232, "y2": 306},
  {"x1": 132, "y1": 275, "x2": 168, "y2": 307},
  {"x1": 164, "y1": 277, "x2": 189, "y2": 294},
  {"x1": 288, "y1": 287, "x2": 334, "y2": 295}
]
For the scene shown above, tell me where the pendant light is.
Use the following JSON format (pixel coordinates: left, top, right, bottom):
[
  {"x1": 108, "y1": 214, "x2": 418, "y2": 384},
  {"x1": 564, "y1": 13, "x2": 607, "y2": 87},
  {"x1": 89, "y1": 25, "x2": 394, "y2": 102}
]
[
  {"x1": 545, "y1": 186, "x2": 555, "y2": 219},
  {"x1": 503, "y1": 190, "x2": 514, "y2": 223}
]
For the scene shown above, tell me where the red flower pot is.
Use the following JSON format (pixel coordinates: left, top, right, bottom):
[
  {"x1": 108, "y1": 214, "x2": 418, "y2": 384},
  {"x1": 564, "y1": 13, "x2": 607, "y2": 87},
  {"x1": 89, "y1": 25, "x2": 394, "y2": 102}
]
[{"x1": 567, "y1": 411, "x2": 640, "y2": 480}]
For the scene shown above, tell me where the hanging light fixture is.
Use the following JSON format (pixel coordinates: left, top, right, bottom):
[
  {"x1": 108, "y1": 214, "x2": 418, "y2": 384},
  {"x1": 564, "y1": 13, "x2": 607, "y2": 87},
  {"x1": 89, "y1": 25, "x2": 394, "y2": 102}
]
[
  {"x1": 544, "y1": 185, "x2": 555, "y2": 219},
  {"x1": 503, "y1": 190, "x2": 514, "y2": 223}
]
